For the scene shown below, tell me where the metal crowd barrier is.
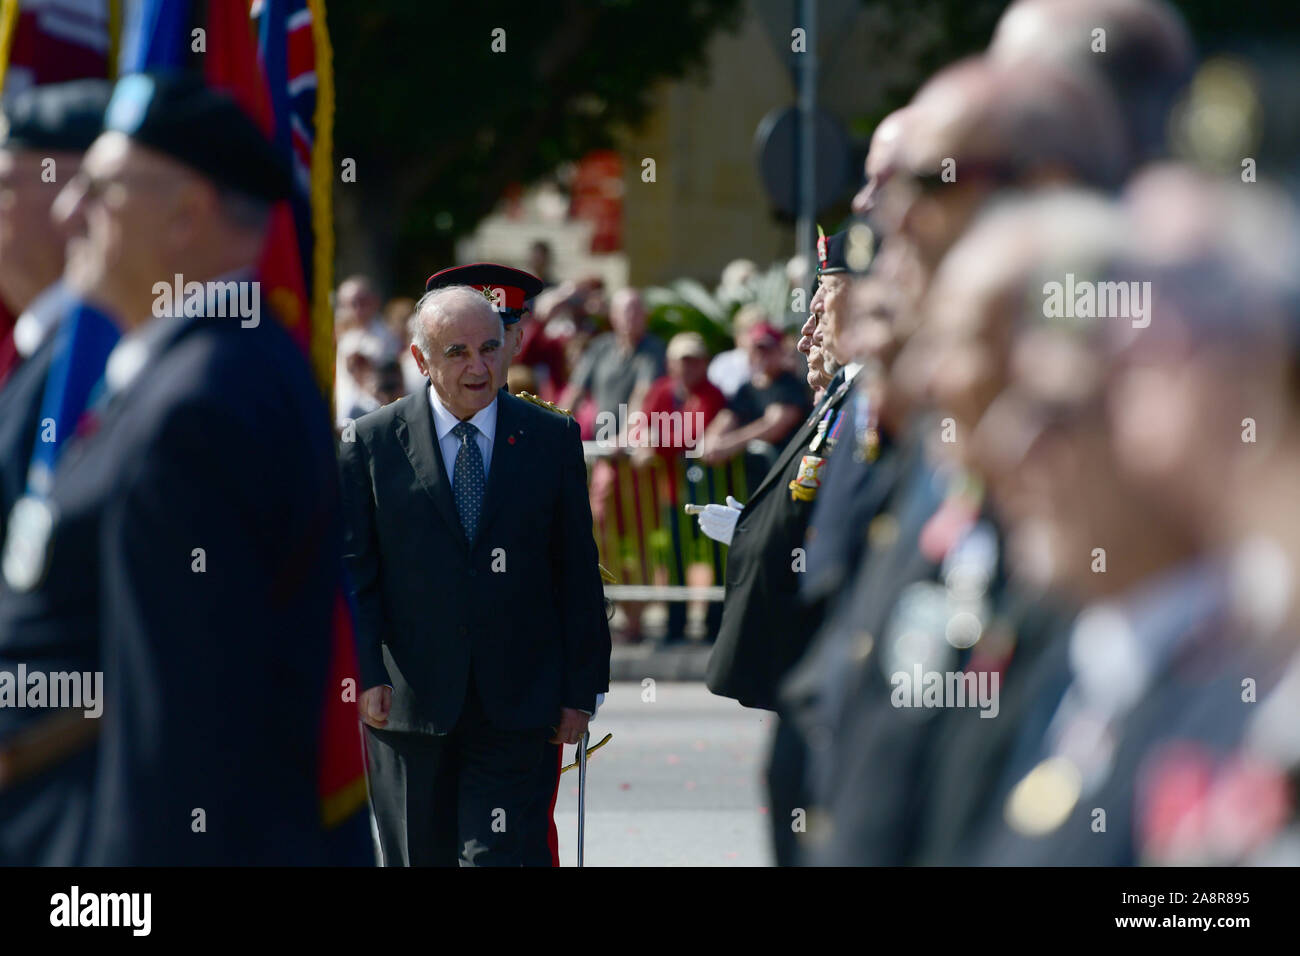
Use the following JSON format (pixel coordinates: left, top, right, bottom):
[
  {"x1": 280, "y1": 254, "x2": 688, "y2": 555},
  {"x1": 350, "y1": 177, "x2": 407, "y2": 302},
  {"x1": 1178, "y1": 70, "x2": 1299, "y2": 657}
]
[{"x1": 582, "y1": 443, "x2": 748, "y2": 602}]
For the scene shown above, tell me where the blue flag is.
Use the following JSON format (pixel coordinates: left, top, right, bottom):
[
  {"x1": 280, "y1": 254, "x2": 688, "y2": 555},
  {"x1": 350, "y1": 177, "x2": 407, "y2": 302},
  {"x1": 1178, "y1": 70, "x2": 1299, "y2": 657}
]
[{"x1": 25, "y1": 302, "x2": 120, "y2": 496}]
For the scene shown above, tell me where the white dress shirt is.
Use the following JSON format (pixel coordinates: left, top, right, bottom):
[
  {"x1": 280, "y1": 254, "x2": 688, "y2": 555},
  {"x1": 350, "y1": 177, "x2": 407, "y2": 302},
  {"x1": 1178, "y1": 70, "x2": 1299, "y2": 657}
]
[{"x1": 428, "y1": 385, "x2": 497, "y2": 485}]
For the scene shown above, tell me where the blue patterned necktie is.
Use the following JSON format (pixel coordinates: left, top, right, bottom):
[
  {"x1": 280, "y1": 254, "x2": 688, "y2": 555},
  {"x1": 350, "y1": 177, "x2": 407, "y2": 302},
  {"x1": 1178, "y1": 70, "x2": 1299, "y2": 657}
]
[{"x1": 451, "y1": 420, "x2": 485, "y2": 542}]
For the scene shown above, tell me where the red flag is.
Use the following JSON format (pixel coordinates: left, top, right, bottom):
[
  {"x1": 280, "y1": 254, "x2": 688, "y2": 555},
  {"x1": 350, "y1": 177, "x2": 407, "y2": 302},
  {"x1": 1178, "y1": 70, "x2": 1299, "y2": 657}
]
[{"x1": 202, "y1": 0, "x2": 363, "y2": 828}]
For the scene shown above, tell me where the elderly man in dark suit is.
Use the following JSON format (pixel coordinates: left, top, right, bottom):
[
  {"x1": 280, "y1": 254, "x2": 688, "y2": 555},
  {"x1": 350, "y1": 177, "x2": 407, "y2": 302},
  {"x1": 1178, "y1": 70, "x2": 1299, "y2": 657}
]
[{"x1": 340, "y1": 284, "x2": 610, "y2": 867}]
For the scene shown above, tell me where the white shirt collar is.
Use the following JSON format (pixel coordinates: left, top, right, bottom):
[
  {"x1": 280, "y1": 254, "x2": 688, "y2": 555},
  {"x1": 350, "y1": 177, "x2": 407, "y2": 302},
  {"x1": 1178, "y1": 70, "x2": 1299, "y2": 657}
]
[
  {"x1": 844, "y1": 361, "x2": 864, "y2": 382},
  {"x1": 12, "y1": 281, "x2": 74, "y2": 358},
  {"x1": 1068, "y1": 558, "x2": 1227, "y2": 714},
  {"x1": 103, "y1": 267, "x2": 256, "y2": 396},
  {"x1": 104, "y1": 313, "x2": 176, "y2": 395},
  {"x1": 427, "y1": 384, "x2": 498, "y2": 443}
]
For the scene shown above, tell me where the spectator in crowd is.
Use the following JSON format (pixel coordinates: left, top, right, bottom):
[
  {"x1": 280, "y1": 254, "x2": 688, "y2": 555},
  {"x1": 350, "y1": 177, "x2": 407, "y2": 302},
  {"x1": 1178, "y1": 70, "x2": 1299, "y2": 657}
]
[
  {"x1": 506, "y1": 363, "x2": 538, "y2": 397},
  {"x1": 708, "y1": 303, "x2": 764, "y2": 399},
  {"x1": 336, "y1": 326, "x2": 397, "y2": 426},
  {"x1": 371, "y1": 361, "x2": 407, "y2": 408},
  {"x1": 383, "y1": 296, "x2": 416, "y2": 346},
  {"x1": 335, "y1": 274, "x2": 397, "y2": 344},
  {"x1": 635, "y1": 332, "x2": 729, "y2": 644},
  {"x1": 559, "y1": 287, "x2": 666, "y2": 438},
  {"x1": 698, "y1": 321, "x2": 810, "y2": 492},
  {"x1": 514, "y1": 291, "x2": 570, "y2": 402},
  {"x1": 335, "y1": 274, "x2": 400, "y2": 420},
  {"x1": 528, "y1": 239, "x2": 556, "y2": 288},
  {"x1": 380, "y1": 296, "x2": 423, "y2": 395}
]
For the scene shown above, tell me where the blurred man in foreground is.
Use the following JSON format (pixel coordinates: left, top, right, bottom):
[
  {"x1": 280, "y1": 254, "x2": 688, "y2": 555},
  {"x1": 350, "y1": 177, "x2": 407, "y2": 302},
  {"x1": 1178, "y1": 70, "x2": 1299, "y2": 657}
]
[
  {"x1": 0, "y1": 71, "x2": 366, "y2": 864},
  {"x1": 0, "y1": 81, "x2": 110, "y2": 541}
]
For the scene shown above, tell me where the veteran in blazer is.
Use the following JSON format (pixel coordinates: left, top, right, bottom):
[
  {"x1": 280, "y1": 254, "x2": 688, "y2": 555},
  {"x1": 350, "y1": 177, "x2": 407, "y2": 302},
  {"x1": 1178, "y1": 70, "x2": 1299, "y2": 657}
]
[
  {"x1": 339, "y1": 284, "x2": 610, "y2": 867},
  {"x1": 701, "y1": 230, "x2": 867, "y2": 712}
]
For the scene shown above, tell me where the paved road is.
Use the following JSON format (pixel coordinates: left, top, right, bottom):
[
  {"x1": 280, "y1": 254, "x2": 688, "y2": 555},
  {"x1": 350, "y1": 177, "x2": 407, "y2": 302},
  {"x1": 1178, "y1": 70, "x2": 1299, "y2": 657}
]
[{"x1": 554, "y1": 681, "x2": 774, "y2": 866}]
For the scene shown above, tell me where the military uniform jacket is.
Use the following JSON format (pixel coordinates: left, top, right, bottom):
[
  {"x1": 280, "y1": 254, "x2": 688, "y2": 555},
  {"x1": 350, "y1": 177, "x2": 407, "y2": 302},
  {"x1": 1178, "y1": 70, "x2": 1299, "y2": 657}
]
[{"x1": 706, "y1": 377, "x2": 855, "y2": 711}]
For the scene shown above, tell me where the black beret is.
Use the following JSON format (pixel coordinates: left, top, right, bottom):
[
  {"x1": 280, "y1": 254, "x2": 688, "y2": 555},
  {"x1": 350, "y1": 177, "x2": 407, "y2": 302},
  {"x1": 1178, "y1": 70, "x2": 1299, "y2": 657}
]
[
  {"x1": 816, "y1": 224, "x2": 877, "y2": 277},
  {"x1": 103, "y1": 71, "x2": 291, "y2": 202},
  {"x1": 424, "y1": 263, "x2": 544, "y2": 325},
  {"x1": 0, "y1": 79, "x2": 112, "y2": 152}
]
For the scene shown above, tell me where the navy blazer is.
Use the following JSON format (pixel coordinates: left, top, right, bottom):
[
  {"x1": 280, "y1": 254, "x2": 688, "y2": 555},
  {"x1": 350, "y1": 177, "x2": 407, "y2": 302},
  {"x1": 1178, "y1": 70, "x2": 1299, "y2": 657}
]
[{"x1": 6, "y1": 310, "x2": 357, "y2": 865}]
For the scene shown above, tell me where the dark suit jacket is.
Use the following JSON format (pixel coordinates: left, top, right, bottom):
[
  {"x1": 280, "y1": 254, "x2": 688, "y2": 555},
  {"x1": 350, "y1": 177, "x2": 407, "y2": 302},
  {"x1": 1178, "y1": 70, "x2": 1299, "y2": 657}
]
[
  {"x1": 3, "y1": 310, "x2": 354, "y2": 865},
  {"x1": 964, "y1": 629, "x2": 1268, "y2": 866},
  {"x1": 338, "y1": 389, "x2": 610, "y2": 734},
  {"x1": 706, "y1": 377, "x2": 854, "y2": 711},
  {"x1": 800, "y1": 386, "x2": 879, "y2": 616}
]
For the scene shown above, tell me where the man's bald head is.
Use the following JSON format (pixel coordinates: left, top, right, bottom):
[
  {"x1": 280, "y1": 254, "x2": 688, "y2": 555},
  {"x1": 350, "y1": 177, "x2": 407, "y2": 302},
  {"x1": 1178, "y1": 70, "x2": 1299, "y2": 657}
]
[
  {"x1": 888, "y1": 56, "x2": 1125, "y2": 277},
  {"x1": 902, "y1": 56, "x2": 1126, "y2": 189},
  {"x1": 852, "y1": 107, "x2": 912, "y2": 216},
  {"x1": 410, "y1": 285, "x2": 506, "y2": 419},
  {"x1": 907, "y1": 189, "x2": 1129, "y2": 469},
  {"x1": 336, "y1": 274, "x2": 381, "y2": 336},
  {"x1": 990, "y1": 0, "x2": 1195, "y2": 167}
]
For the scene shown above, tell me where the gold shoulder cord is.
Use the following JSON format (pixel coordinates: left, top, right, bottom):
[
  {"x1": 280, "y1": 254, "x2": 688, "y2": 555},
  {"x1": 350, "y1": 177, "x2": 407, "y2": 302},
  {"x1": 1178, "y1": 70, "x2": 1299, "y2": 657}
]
[{"x1": 517, "y1": 391, "x2": 572, "y2": 417}]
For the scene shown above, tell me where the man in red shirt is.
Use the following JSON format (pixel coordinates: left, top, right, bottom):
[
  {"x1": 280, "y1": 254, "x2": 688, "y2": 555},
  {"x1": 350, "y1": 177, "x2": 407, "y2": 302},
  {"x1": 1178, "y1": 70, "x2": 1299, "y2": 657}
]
[{"x1": 636, "y1": 332, "x2": 727, "y2": 643}]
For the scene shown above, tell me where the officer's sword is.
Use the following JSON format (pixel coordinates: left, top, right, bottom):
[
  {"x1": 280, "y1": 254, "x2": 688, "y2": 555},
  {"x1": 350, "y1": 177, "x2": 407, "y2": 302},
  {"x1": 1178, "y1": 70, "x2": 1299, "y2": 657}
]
[{"x1": 576, "y1": 729, "x2": 590, "y2": 867}]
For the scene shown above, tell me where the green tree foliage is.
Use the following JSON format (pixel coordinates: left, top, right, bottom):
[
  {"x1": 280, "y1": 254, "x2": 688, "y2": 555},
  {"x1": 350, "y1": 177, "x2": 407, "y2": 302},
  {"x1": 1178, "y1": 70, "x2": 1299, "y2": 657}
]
[{"x1": 330, "y1": 0, "x2": 743, "y2": 289}]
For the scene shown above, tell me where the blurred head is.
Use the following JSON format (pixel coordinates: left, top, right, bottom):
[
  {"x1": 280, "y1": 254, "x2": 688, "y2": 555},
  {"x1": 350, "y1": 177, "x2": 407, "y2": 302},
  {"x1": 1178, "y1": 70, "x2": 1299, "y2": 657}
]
[
  {"x1": 852, "y1": 107, "x2": 911, "y2": 217},
  {"x1": 666, "y1": 331, "x2": 711, "y2": 388},
  {"x1": 746, "y1": 322, "x2": 786, "y2": 378},
  {"x1": 610, "y1": 287, "x2": 647, "y2": 340},
  {"x1": 981, "y1": 325, "x2": 1119, "y2": 597},
  {"x1": 336, "y1": 274, "x2": 381, "y2": 336},
  {"x1": 372, "y1": 361, "x2": 406, "y2": 406},
  {"x1": 888, "y1": 57, "x2": 1125, "y2": 281},
  {"x1": 528, "y1": 239, "x2": 553, "y2": 278},
  {"x1": 720, "y1": 258, "x2": 759, "y2": 292},
  {"x1": 976, "y1": 317, "x2": 1197, "y2": 604},
  {"x1": 1105, "y1": 172, "x2": 1300, "y2": 548},
  {"x1": 410, "y1": 285, "x2": 506, "y2": 419},
  {"x1": 838, "y1": 275, "x2": 909, "y2": 371},
  {"x1": 0, "y1": 147, "x2": 82, "y2": 311},
  {"x1": 55, "y1": 131, "x2": 270, "y2": 330},
  {"x1": 384, "y1": 296, "x2": 416, "y2": 339},
  {"x1": 0, "y1": 79, "x2": 110, "y2": 313},
  {"x1": 913, "y1": 190, "x2": 1130, "y2": 469},
  {"x1": 990, "y1": 0, "x2": 1195, "y2": 167},
  {"x1": 731, "y1": 303, "x2": 766, "y2": 349}
]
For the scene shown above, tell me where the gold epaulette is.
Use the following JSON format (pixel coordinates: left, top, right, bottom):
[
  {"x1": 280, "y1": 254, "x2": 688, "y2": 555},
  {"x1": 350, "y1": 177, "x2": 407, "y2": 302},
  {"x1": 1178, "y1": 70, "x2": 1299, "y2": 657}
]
[{"x1": 517, "y1": 391, "x2": 572, "y2": 417}]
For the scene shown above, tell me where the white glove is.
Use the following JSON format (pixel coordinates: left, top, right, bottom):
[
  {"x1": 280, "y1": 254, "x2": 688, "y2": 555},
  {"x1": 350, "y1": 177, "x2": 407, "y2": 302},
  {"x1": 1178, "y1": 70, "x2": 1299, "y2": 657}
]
[{"x1": 697, "y1": 496, "x2": 744, "y2": 546}]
